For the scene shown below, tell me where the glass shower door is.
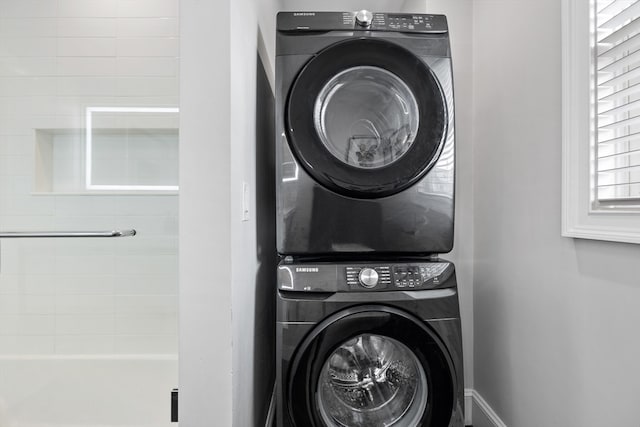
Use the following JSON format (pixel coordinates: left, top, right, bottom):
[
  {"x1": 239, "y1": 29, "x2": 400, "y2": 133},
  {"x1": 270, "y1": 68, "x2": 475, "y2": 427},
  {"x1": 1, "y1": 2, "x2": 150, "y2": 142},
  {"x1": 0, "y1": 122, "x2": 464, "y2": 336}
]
[{"x1": 0, "y1": 1, "x2": 179, "y2": 425}]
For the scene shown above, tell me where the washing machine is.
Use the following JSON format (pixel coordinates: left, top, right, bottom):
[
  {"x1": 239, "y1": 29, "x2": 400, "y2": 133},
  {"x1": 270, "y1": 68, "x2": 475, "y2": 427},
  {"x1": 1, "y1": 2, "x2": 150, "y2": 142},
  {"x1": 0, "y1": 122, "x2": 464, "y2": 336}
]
[
  {"x1": 276, "y1": 11, "x2": 455, "y2": 256},
  {"x1": 276, "y1": 258, "x2": 464, "y2": 426}
]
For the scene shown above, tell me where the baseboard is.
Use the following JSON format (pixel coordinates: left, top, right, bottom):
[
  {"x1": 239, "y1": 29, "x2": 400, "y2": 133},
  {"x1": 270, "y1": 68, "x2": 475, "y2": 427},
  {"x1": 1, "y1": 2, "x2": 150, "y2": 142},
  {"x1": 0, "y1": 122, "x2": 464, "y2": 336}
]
[
  {"x1": 468, "y1": 389, "x2": 508, "y2": 427},
  {"x1": 464, "y1": 389, "x2": 473, "y2": 425}
]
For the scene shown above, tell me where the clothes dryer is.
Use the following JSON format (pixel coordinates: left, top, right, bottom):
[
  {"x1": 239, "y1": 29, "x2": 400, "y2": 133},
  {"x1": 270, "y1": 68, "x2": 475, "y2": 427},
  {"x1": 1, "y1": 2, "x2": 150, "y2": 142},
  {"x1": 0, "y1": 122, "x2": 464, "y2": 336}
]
[
  {"x1": 276, "y1": 258, "x2": 464, "y2": 426},
  {"x1": 276, "y1": 11, "x2": 455, "y2": 255}
]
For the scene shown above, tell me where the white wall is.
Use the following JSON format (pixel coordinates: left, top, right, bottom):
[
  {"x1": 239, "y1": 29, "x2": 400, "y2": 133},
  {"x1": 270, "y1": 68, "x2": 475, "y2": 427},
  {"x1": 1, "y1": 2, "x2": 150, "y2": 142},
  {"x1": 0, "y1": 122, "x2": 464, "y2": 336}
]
[
  {"x1": 179, "y1": 0, "x2": 232, "y2": 425},
  {"x1": 180, "y1": 0, "x2": 280, "y2": 425},
  {"x1": 230, "y1": 0, "x2": 281, "y2": 426},
  {"x1": 425, "y1": 0, "x2": 475, "y2": 394},
  {"x1": 473, "y1": 0, "x2": 640, "y2": 426}
]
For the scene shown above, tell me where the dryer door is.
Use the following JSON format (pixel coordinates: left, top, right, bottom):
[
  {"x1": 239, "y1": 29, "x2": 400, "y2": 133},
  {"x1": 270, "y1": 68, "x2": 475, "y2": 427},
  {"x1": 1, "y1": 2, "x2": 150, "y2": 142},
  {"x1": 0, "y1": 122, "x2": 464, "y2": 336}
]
[
  {"x1": 286, "y1": 38, "x2": 447, "y2": 199},
  {"x1": 287, "y1": 306, "x2": 456, "y2": 426}
]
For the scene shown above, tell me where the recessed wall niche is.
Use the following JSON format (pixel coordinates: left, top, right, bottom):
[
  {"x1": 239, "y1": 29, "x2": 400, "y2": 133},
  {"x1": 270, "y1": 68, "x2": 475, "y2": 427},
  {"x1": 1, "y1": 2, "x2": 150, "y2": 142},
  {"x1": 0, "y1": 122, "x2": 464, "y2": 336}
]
[{"x1": 34, "y1": 108, "x2": 179, "y2": 194}]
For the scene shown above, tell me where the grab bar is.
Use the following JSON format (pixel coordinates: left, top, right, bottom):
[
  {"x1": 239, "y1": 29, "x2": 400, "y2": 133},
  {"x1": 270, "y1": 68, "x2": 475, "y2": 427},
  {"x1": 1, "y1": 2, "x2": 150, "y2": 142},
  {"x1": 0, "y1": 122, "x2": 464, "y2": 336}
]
[{"x1": 0, "y1": 230, "x2": 136, "y2": 238}]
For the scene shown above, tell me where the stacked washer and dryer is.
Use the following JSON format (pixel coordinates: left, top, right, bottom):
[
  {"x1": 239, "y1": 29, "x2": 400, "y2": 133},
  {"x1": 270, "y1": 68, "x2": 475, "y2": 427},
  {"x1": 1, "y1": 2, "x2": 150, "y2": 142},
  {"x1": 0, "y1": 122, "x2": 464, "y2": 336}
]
[{"x1": 274, "y1": 11, "x2": 464, "y2": 427}]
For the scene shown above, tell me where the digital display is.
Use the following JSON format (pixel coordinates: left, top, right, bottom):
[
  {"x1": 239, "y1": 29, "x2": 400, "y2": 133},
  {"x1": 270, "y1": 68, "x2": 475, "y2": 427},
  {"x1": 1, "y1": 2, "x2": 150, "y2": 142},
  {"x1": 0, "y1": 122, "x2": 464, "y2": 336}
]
[
  {"x1": 394, "y1": 266, "x2": 420, "y2": 280},
  {"x1": 388, "y1": 14, "x2": 409, "y2": 19}
]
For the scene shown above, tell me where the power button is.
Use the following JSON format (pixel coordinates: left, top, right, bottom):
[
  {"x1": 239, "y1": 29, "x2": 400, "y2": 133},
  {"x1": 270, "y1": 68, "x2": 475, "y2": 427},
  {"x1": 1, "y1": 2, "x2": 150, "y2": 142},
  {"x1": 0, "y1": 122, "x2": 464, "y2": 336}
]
[{"x1": 359, "y1": 268, "x2": 379, "y2": 288}]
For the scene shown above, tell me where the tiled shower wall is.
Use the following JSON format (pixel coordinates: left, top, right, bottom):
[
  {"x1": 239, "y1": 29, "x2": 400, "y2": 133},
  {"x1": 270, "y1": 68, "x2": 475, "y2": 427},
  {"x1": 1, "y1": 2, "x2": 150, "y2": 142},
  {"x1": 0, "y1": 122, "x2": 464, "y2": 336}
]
[{"x1": 0, "y1": 0, "x2": 179, "y2": 355}]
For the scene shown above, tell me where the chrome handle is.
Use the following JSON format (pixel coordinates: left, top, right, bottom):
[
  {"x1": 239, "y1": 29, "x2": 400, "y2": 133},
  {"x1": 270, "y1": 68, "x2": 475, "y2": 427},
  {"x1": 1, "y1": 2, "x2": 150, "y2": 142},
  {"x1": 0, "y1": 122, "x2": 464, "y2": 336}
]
[{"x1": 0, "y1": 230, "x2": 137, "y2": 238}]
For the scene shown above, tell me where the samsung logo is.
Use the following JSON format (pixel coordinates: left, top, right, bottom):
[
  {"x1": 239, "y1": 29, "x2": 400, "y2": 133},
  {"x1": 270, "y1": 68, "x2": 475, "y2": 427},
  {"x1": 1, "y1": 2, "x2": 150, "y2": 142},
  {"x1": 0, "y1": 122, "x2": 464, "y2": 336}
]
[
  {"x1": 293, "y1": 12, "x2": 315, "y2": 16},
  {"x1": 296, "y1": 267, "x2": 319, "y2": 273}
]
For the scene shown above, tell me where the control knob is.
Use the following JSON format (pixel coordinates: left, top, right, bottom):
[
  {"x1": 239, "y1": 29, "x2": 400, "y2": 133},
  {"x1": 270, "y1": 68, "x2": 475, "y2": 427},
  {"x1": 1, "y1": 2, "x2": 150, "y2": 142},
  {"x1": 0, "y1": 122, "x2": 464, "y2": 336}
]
[
  {"x1": 358, "y1": 267, "x2": 379, "y2": 288},
  {"x1": 355, "y1": 10, "x2": 373, "y2": 27}
]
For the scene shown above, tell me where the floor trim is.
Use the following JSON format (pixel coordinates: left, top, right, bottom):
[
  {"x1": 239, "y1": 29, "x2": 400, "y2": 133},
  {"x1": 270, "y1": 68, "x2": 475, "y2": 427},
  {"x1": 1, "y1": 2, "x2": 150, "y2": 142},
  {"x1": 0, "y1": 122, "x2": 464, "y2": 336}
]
[
  {"x1": 464, "y1": 389, "x2": 473, "y2": 425},
  {"x1": 469, "y1": 389, "x2": 508, "y2": 427}
]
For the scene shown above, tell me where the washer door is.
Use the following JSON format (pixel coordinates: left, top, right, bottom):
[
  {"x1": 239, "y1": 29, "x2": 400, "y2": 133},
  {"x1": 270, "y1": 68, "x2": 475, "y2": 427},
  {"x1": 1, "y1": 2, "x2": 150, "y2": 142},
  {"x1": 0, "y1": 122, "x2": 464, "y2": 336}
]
[
  {"x1": 286, "y1": 38, "x2": 447, "y2": 199},
  {"x1": 287, "y1": 306, "x2": 455, "y2": 426}
]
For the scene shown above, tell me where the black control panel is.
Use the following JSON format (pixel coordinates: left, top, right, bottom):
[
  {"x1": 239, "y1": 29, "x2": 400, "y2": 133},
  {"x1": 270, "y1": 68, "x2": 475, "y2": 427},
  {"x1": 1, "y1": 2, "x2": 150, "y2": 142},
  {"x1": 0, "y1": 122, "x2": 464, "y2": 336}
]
[
  {"x1": 277, "y1": 11, "x2": 448, "y2": 34},
  {"x1": 278, "y1": 262, "x2": 452, "y2": 292},
  {"x1": 346, "y1": 266, "x2": 391, "y2": 287}
]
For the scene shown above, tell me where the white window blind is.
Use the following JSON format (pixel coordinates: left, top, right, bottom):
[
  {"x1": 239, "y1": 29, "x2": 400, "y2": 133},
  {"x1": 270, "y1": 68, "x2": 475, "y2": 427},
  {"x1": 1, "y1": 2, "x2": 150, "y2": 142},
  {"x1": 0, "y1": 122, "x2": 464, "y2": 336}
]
[{"x1": 596, "y1": 0, "x2": 640, "y2": 203}]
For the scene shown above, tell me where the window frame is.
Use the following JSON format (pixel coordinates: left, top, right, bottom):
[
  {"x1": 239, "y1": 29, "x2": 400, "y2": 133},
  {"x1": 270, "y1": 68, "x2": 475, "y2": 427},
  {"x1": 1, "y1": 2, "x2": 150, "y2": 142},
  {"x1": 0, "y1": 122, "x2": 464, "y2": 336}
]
[{"x1": 562, "y1": 0, "x2": 640, "y2": 244}]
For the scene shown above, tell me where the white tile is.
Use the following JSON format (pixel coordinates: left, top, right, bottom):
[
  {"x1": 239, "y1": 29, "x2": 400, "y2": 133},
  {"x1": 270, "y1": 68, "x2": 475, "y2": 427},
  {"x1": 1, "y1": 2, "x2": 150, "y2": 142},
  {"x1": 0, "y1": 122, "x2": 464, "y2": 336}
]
[
  {"x1": 8, "y1": 114, "x2": 63, "y2": 132},
  {"x1": 114, "y1": 273, "x2": 177, "y2": 295},
  {"x1": 0, "y1": 295, "x2": 55, "y2": 314},
  {"x1": 0, "y1": 37, "x2": 56, "y2": 57},
  {"x1": 0, "y1": 193, "x2": 55, "y2": 216},
  {"x1": 57, "y1": 18, "x2": 118, "y2": 37},
  {"x1": 117, "y1": 0, "x2": 178, "y2": 18},
  {"x1": 57, "y1": 37, "x2": 117, "y2": 57},
  {"x1": 25, "y1": 295, "x2": 56, "y2": 314},
  {"x1": 22, "y1": 276, "x2": 57, "y2": 295},
  {"x1": 0, "y1": 335, "x2": 55, "y2": 354},
  {"x1": 115, "y1": 195, "x2": 178, "y2": 216},
  {"x1": 56, "y1": 314, "x2": 114, "y2": 334},
  {"x1": 116, "y1": 57, "x2": 178, "y2": 77},
  {"x1": 90, "y1": 111, "x2": 178, "y2": 128},
  {"x1": 115, "y1": 295, "x2": 176, "y2": 314},
  {"x1": 0, "y1": 1, "x2": 57, "y2": 18},
  {"x1": 0, "y1": 77, "x2": 58, "y2": 96},
  {"x1": 115, "y1": 334, "x2": 177, "y2": 354},
  {"x1": 56, "y1": 255, "x2": 115, "y2": 275},
  {"x1": 57, "y1": 57, "x2": 117, "y2": 76},
  {"x1": 115, "y1": 313, "x2": 177, "y2": 334},
  {"x1": 54, "y1": 195, "x2": 119, "y2": 216},
  {"x1": 0, "y1": 275, "x2": 21, "y2": 294},
  {"x1": 0, "y1": 114, "x2": 54, "y2": 135},
  {"x1": 116, "y1": 37, "x2": 178, "y2": 57},
  {"x1": 57, "y1": 0, "x2": 118, "y2": 18},
  {"x1": 0, "y1": 174, "x2": 37, "y2": 196},
  {"x1": 50, "y1": 114, "x2": 85, "y2": 130},
  {"x1": 117, "y1": 17, "x2": 178, "y2": 37},
  {"x1": 53, "y1": 215, "x2": 119, "y2": 232},
  {"x1": 0, "y1": 293, "x2": 23, "y2": 312},
  {"x1": 56, "y1": 77, "x2": 118, "y2": 96},
  {"x1": 0, "y1": 314, "x2": 55, "y2": 335},
  {"x1": 55, "y1": 334, "x2": 115, "y2": 354},
  {"x1": 0, "y1": 135, "x2": 32, "y2": 156},
  {"x1": 0, "y1": 96, "x2": 58, "y2": 116},
  {"x1": 0, "y1": 252, "x2": 56, "y2": 275},
  {"x1": 53, "y1": 239, "x2": 116, "y2": 257},
  {"x1": 115, "y1": 254, "x2": 177, "y2": 276},
  {"x1": 55, "y1": 275, "x2": 115, "y2": 295},
  {"x1": 115, "y1": 236, "x2": 178, "y2": 256},
  {"x1": 55, "y1": 294, "x2": 115, "y2": 314},
  {"x1": 115, "y1": 216, "x2": 178, "y2": 236},
  {"x1": 0, "y1": 215, "x2": 55, "y2": 231},
  {"x1": 56, "y1": 95, "x2": 179, "y2": 114},
  {"x1": 0, "y1": 155, "x2": 32, "y2": 176},
  {"x1": 0, "y1": 18, "x2": 57, "y2": 37}
]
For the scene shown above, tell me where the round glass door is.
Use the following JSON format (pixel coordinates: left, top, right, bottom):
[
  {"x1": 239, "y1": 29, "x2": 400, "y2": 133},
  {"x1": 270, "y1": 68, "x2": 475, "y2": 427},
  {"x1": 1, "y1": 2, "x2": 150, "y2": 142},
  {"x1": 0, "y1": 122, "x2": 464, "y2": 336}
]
[
  {"x1": 317, "y1": 334, "x2": 427, "y2": 427},
  {"x1": 286, "y1": 38, "x2": 447, "y2": 198},
  {"x1": 313, "y1": 66, "x2": 420, "y2": 169},
  {"x1": 286, "y1": 307, "x2": 456, "y2": 427}
]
